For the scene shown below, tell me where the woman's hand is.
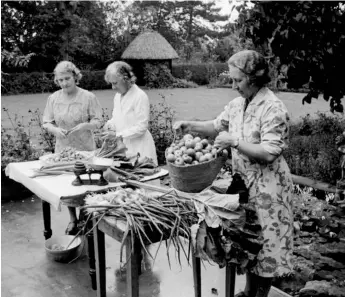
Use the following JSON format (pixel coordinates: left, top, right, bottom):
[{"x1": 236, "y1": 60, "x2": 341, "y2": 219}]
[
  {"x1": 101, "y1": 130, "x2": 117, "y2": 140},
  {"x1": 68, "y1": 123, "x2": 91, "y2": 134},
  {"x1": 52, "y1": 127, "x2": 68, "y2": 138},
  {"x1": 214, "y1": 131, "x2": 237, "y2": 150},
  {"x1": 173, "y1": 121, "x2": 191, "y2": 133}
]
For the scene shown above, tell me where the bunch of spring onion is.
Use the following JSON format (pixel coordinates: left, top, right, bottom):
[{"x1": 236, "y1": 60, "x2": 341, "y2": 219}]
[{"x1": 81, "y1": 187, "x2": 198, "y2": 268}]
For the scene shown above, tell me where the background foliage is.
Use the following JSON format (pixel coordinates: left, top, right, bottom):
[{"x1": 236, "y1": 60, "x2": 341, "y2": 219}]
[{"x1": 235, "y1": 1, "x2": 345, "y2": 112}]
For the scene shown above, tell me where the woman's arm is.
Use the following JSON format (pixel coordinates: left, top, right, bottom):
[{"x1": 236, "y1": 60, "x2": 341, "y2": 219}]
[
  {"x1": 173, "y1": 120, "x2": 218, "y2": 137},
  {"x1": 214, "y1": 101, "x2": 290, "y2": 164},
  {"x1": 88, "y1": 93, "x2": 103, "y2": 130},
  {"x1": 117, "y1": 92, "x2": 150, "y2": 139},
  {"x1": 42, "y1": 95, "x2": 67, "y2": 137}
]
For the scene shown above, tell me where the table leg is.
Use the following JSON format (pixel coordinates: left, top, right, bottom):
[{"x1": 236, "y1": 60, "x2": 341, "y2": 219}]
[
  {"x1": 88, "y1": 216, "x2": 97, "y2": 290},
  {"x1": 126, "y1": 234, "x2": 140, "y2": 297},
  {"x1": 42, "y1": 201, "x2": 52, "y2": 240},
  {"x1": 225, "y1": 264, "x2": 236, "y2": 297},
  {"x1": 93, "y1": 218, "x2": 106, "y2": 297},
  {"x1": 192, "y1": 254, "x2": 201, "y2": 297}
]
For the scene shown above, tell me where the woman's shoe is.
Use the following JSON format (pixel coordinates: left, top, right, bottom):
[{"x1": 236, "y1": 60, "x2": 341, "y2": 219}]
[{"x1": 65, "y1": 222, "x2": 79, "y2": 235}]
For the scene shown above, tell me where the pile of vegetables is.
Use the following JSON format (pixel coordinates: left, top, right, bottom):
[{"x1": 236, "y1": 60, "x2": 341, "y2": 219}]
[
  {"x1": 82, "y1": 186, "x2": 198, "y2": 267},
  {"x1": 94, "y1": 136, "x2": 127, "y2": 159},
  {"x1": 166, "y1": 134, "x2": 228, "y2": 166},
  {"x1": 110, "y1": 155, "x2": 159, "y2": 181},
  {"x1": 43, "y1": 147, "x2": 87, "y2": 164}
]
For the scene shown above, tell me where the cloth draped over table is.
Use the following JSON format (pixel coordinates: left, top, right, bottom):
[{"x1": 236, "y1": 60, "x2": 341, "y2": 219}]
[{"x1": 187, "y1": 189, "x2": 264, "y2": 274}]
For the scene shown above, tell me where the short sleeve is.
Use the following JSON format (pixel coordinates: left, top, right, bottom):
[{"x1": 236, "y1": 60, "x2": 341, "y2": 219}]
[
  {"x1": 213, "y1": 103, "x2": 230, "y2": 133},
  {"x1": 42, "y1": 95, "x2": 56, "y2": 125},
  {"x1": 260, "y1": 103, "x2": 290, "y2": 156},
  {"x1": 88, "y1": 93, "x2": 103, "y2": 129}
]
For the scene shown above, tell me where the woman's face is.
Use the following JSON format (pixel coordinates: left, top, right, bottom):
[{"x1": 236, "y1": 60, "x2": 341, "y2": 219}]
[
  {"x1": 229, "y1": 65, "x2": 257, "y2": 99},
  {"x1": 107, "y1": 73, "x2": 129, "y2": 95},
  {"x1": 55, "y1": 72, "x2": 77, "y2": 94}
]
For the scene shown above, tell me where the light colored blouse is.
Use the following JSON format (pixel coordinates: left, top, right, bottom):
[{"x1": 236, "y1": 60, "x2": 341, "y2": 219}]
[
  {"x1": 43, "y1": 87, "x2": 102, "y2": 153},
  {"x1": 214, "y1": 87, "x2": 294, "y2": 277},
  {"x1": 104, "y1": 84, "x2": 158, "y2": 165}
]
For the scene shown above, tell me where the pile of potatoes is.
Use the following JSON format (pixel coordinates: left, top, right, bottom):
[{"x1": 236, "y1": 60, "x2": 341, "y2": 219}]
[{"x1": 166, "y1": 134, "x2": 228, "y2": 166}]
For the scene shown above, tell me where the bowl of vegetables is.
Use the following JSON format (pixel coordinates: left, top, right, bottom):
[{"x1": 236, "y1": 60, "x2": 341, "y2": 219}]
[{"x1": 45, "y1": 235, "x2": 82, "y2": 263}]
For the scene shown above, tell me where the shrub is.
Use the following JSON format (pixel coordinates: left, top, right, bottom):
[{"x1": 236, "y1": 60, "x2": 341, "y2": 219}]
[
  {"x1": 143, "y1": 62, "x2": 198, "y2": 89},
  {"x1": 284, "y1": 113, "x2": 345, "y2": 184},
  {"x1": 1, "y1": 108, "x2": 47, "y2": 169},
  {"x1": 172, "y1": 63, "x2": 229, "y2": 85},
  {"x1": 148, "y1": 94, "x2": 176, "y2": 165}
]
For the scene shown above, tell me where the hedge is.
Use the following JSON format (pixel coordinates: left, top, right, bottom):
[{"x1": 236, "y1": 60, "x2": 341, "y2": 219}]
[
  {"x1": 172, "y1": 63, "x2": 228, "y2": 85},
  {"x1": 1, "y1": 63, "x2": 230, "y2": 95},
  {"x1": 1, "y1": 70, "x2": 111, "y2": 95}
]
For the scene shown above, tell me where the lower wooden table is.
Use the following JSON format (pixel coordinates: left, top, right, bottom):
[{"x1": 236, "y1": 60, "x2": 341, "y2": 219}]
[{"x1": 92, "y1": 184, "x2": 237, "y2": 297}]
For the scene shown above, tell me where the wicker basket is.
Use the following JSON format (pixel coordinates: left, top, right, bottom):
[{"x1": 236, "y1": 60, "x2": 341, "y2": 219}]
[{"x1": 166, "y1": 152, "x2": 227, "y2": 193}]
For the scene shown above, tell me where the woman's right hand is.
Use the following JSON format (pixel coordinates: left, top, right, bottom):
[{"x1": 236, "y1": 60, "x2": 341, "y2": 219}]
[
  {"x1": 173, "y1": 121, "x2": 191, "y2": 133},
  {"x1": 101, "y1": 130, "x2": 116, "y2": 140},
  {"x1": 53, "y1": 127, "x2": 68, "y2": 138}
]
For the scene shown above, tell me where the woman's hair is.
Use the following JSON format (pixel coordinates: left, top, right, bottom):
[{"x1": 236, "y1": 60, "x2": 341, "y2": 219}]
[
  {"x1": 228, "y1": 50, "x2": 271, "y2": 87},
  {"x1": 104, "y1": 61, "x2": 137, "y2": 84},
  {"x1": 53, "y1": 61, "x2": 82, "y2": 85}
]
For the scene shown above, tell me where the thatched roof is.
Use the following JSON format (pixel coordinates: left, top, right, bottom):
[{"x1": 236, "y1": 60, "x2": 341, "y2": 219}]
[{"x1": 121, "y1": 31, "x2": 179, "y2": 60}]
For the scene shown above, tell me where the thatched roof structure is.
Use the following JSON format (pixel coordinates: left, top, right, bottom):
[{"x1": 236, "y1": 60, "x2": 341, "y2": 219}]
[{"x1": 121, "y1": 30, "x2": 179, "y2": 60}]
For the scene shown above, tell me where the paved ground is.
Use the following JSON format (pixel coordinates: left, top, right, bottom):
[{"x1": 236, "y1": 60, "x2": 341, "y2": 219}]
[{"x1": 1, "y1": 194, "x2": 247, "y2": 297}]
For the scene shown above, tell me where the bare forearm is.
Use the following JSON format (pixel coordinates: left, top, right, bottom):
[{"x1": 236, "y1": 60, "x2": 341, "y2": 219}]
[
  {"x1": 42, "y1": 122, "x2": 57, "y2": 133},
  {"x1": 188, "y1": 120, "x2": 218, "y2": 137},
  {"x1": 236, "y1": 140, "x2": 277, "y2": 163}
]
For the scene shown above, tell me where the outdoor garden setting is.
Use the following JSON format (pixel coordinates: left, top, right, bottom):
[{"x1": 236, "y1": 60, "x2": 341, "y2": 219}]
[{"x1": 2, "y1": 1, "x2": 345, "y2": 297}]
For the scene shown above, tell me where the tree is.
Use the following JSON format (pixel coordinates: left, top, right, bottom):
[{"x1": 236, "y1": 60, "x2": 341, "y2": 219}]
[
  {"x1": 103, "y1": 0, "x2": 232, "y2": 62},
  {"x1": 1, "y1": 1, "x2": 117, "y2": 72},
  {"x1": 236, "y1": 1, "x2": 345, "y2": 112}
]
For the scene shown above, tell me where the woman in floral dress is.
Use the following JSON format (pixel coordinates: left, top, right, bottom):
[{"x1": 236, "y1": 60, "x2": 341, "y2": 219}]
[
  {"x1": 174, "y1": 50, "x2": 294, "y2": 297},
  {"x1": 43, "y1": 61, "x2": 103, "y2": 235}
]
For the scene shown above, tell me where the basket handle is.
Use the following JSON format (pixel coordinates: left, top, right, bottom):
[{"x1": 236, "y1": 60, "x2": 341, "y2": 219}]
[{"x1": 215, "y1": 148, "x2": 228, "y2": 158}]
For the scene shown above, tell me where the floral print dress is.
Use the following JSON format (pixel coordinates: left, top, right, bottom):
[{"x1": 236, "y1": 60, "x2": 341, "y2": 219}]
[
  {"x1": 213, "y1": 87, "x2": 294, "y2": 277},
  {"x1": 43, "y1": 87, "x2": 102, "y2": 153}
]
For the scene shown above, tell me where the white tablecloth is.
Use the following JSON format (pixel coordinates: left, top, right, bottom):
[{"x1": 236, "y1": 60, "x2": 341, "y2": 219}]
[{"x1": 5, "y1": 161, "x2": 168, "y2": 211}]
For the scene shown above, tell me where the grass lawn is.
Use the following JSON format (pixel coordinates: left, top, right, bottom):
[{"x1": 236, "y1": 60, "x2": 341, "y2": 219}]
[{"x1": 1, "y1": 87, "x2": 342, "y2": 131}]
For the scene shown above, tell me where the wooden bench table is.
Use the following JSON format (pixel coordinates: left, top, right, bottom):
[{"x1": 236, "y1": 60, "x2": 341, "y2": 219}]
[
  {"x1": 93, "y1": 215, "x2": 206, "y2": 297},
  {"x1": 92, "y1": 180, "x2": 238, "y2": 297}
]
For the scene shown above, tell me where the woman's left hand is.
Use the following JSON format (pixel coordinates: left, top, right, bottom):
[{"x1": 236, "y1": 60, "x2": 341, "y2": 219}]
[
  {"x1": 68, "y1": 123, "x2": 91, "y2": 134},
  {"x1": 214, "y1": 131, "x2": 236, "y2": 150},
  {"x1": 101, "y1": 130, "x2": 117, "y2": 140}
]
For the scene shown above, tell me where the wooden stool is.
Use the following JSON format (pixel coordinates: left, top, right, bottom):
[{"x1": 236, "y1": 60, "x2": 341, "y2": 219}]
[{"x1": 93, "y1": 215, "x2": 236, "y2": 297}]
